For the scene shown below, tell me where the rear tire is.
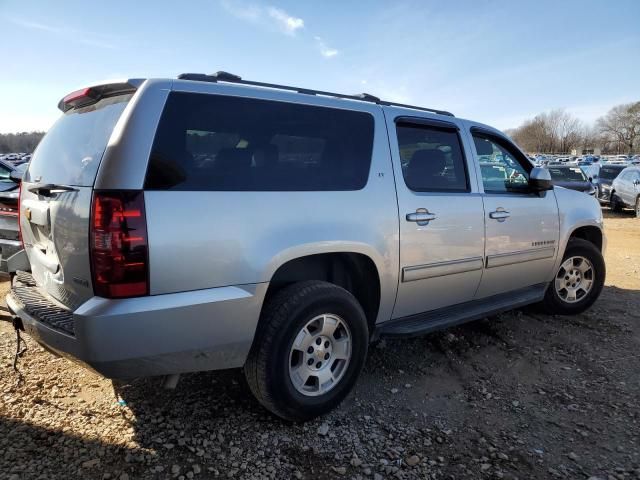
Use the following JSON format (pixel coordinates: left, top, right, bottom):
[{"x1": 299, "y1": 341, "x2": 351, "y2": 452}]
[
  {"x1": 245, "y1": 281, "x2": 369, "y2": 422},
  {"x1": 635, "y1": 197, "x2": 640, "y2": 218},
  {"x1": 540, "y1": 238, "x2": 605, "y2": 315}
]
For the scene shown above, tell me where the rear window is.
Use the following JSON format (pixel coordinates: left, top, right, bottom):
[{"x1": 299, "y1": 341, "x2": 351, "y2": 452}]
[
  {"x1": 599, "y1": 167, "x2": 623, "y2": 180},
  {"x1": 548, "y1": 167, "x2": 586, "y2": 182},
  {"x1": 24, "y1": 95, "x2": 132, "y2": 186},
  {"x1": 145, "y1": 92, "x2": 374, "y2": 191}
]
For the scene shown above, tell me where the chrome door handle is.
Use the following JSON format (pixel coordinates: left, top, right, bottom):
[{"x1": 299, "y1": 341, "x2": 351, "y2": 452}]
[
  {"x1": 406, "y1": 209, "x2": 436, "y2": 225},
  {"x1": 489, "y1": 209, "x2": 510, "y2": 221}
]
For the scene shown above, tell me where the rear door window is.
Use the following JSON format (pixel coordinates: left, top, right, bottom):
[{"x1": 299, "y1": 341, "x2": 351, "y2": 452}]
[
  {"x1": 24, "y1": 95, "x2": 132, "y2": 186},
  {"x1": 145, "y1": 92, "x2": 375, "y2": 191},
  {"x1": 396, "y1": 122, "x2": 469, "y2": 192}
]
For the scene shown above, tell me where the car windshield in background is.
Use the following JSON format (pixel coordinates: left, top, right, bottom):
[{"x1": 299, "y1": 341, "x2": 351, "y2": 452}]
[
  {"x1": 599, "y1": 166, "x2": 624, "y2": 180},
  {"x1": 24, "y1": 95, "x2": 132, "y2": 186},
  {"x1": 548, "y1": 167, "x2": 587, "y2": 182},
  {"x1": 0, "y1": 165, "x2": 13, "y2": 183}
]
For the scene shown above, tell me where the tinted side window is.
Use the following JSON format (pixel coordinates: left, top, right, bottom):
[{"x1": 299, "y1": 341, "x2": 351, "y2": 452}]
[
  {"x1": 145, "y1": 93, "x2": 374, "y2": 191},
  {"x1": 396, "y1": 123, "x2": 469, "y2": 192},
  {"x1": 472, "y1": 133, "x2": 530, "y2": 194}
]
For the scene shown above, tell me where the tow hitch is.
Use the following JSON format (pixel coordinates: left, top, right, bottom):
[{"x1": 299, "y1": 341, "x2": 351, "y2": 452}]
[{"x1": 1, "y1": 309, "x2": 28, "y2": 380}]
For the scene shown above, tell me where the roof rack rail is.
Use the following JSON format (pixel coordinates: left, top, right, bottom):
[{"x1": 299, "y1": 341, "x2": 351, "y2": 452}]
[{"x1": 176, "y1": 71, "x2": 454, "y2": 117}]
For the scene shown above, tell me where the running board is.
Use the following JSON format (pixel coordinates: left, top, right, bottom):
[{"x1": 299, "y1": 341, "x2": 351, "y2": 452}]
[{"x1": 377, "y1": 283, "x2": 547, "y2": 338}]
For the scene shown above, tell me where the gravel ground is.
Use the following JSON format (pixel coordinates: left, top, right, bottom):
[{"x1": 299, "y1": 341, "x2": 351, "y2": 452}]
[{"x1": 1, "y1": 212, "x2": 639, "y2": 480}]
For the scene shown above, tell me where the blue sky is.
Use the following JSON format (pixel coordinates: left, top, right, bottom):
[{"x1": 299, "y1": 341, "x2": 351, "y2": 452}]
[{"x1": 1, "y1": 0, "x2": 639, "y2": 133}]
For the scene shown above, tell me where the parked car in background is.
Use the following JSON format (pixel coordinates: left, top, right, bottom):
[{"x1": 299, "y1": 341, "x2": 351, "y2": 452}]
[
  {"x1": 596, "y1": 164, "x2": 627, "y2": 205},
  {"x1": 6, "y1": 75, "x2": 606, "y2": 421},
  {"x1": 610, "y1": 166, "x2": 640, "y2": 217},
  {"x1": 0, "y1": 161, "x2": 27, "y2": 271},
  {"x1": 547, "y1": 165, "x2": 596, "y2": 196},
  {"x1": 0, "y1": 159, "x2": 26, "y2": 192}
]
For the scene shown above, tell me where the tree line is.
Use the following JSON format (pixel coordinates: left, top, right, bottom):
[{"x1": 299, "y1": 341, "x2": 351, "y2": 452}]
[
  {"x1": 0, "y1": 131, "x2": 45, "y2": 154},
  {"x1": 506, "y1": 101, "x2": 640, "y2": 155},
  {"x1": 3, "y1": 101, "x2": 639, "y2": 157}
]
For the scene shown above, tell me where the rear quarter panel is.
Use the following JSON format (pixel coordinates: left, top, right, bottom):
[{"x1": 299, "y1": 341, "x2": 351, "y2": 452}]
[{"x1": 143, "y1": 89, "x2": 400, "y2": 325}]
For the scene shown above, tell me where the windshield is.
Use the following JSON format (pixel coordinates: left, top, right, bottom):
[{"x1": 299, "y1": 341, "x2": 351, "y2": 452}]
[
  {"x1": 599, "y1": 167, "x2": 623, "y2": 181},
  {"x1": 548, "y1": 167, "x2": 587, "y2": 182},
  {"x1": 480, "y1": 164, "x2": 507, "y2": 181},
  {"x1": 24, "y1": 94, "x2": 132, "y2": 186}
]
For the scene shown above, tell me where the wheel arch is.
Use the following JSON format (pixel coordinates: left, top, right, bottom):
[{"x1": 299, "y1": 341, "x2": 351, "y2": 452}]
[
  {"x1": 569, "y1": 225, "x2": 603, "y2": 252},
  {"x1": 260, "y1": 251, "x2": 383, "y2": 336}
]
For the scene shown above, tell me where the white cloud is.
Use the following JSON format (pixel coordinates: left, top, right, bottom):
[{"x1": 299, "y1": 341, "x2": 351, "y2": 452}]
[
  {"x1": 8, "y1": 17, "x2": 116, "y2": 49},
  {"x1": 218, "y1": 0, "x2": 262, "y2": 22},
  {"x1": 314, "y1": 36, "x2": 338, "y2": 58},
  {"x1": 267, "y1": 7, "x2": 304, "y2": 36},
  {"x1": 219, "y1": 1, "x2": 303, "y2": 36}
]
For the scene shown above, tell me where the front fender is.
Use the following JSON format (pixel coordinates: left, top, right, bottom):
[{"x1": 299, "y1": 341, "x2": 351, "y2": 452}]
[{"x1": 552, "y1": 187, "x2": 605, "y2": 278}]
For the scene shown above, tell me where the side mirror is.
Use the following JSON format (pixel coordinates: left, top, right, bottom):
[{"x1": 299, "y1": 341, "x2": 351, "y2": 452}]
[
  {"x1": 529, "y1": 167, "x2": 553, "y2": 193},
  {"x1": 588, "y1": 177, "x2": 593, "y2": 183},
  {"x1": 9, "y1": 170, "x2": 23, "y2": 184}
]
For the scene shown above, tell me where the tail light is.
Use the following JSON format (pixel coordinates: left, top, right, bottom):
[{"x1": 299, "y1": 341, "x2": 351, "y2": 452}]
[{"x1": 90, "y1": 191, "x2": 149, "y2": 298}]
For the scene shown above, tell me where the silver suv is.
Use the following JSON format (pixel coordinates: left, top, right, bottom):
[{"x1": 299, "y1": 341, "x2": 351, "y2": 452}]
[
  {"x1": 610, "y1": 165, "x2": 640, "y2": 217},
  {"x1": 6, "y1": 73, "x2": 606, "y2": 421}
]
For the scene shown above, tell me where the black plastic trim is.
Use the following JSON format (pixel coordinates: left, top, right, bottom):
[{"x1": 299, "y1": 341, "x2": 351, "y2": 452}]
[
  {"x1": 395, "y1": 116, "x2": 459, "y2": 130},
  {"x1": 376, "y1": 283, "x2": 547, "y2": 338}
]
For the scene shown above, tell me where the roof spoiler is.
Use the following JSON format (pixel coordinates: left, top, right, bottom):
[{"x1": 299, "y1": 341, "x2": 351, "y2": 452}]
[{"x1": 57, "y1": 79, "x2": 145, "y2": 112}]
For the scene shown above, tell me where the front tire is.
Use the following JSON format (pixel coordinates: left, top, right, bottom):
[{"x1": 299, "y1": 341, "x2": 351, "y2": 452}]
[
  {"x1": 245, "y1": 281, "x2": 369, "y2": 422},
  {"x1": 635, "y1": 197, "x2": 640, "y2": 218},
  {"x1": 610, "y1": 192, "x2": 623, "y2": 212},
  {"x1": 540, "y1": 238, "x2": 605, "y2": 315}
]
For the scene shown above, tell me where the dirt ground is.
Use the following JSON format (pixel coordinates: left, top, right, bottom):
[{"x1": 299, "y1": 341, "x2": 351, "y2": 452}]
[{"x1": 1, "y1": 211, "x2": 639, "y2": 480}]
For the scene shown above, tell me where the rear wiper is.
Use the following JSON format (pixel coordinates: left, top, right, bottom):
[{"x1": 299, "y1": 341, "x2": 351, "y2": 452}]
[{"x1": 28, "y1": 184, "x2": 79, "y2": 197}]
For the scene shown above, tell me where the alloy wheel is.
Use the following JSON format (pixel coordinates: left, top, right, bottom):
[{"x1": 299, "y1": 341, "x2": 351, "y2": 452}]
[
  {"x1": 288, "y1": 314, "x2": 352, "y2": 397},
  {"x1": 554, "y1": 256, "x2": 595, "y2": 304}
]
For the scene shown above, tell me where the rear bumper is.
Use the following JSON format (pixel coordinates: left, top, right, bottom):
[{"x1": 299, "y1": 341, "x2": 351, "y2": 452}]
[{"x1": 6, "y1": 277, "x2": 267, "y2": 378}]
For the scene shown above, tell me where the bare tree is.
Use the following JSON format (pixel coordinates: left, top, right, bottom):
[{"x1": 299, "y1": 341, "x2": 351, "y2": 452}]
[
  {"x1": 509, "y1": 109, "x2": 582, "y2": 154},
  {"x1": 596, "y1": 102, "x2": 640, "y2": 154},
  {"x1": 555, "y1": 110, "x2": 583, "y2": 153},
  {"x1": 0, "y1": 131, "x2": 45, "y2": 153}
]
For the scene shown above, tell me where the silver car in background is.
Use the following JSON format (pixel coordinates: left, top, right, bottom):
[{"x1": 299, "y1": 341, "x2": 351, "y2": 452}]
[
  {"x1": 610, "y1": 165, "x2": 640, "y2": 216},
  {"x1": 6, "y1": 73, "x2": 606, "y2": 421}
]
